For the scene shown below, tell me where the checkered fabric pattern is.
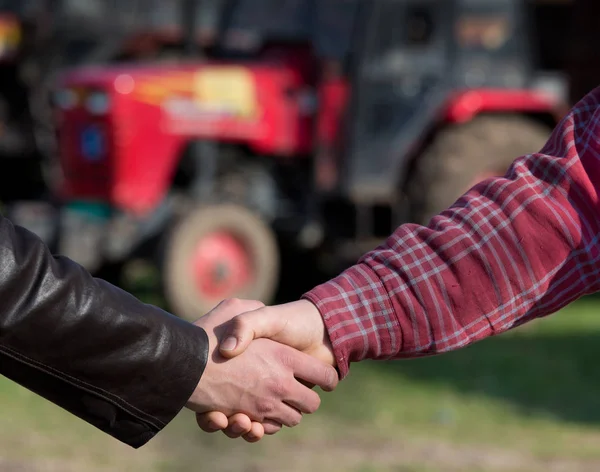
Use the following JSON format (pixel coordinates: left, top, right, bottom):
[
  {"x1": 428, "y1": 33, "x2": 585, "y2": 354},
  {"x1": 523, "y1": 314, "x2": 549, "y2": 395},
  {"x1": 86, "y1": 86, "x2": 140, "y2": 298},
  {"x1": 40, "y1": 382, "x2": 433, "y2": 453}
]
[{"x1": 303, "y1": 86, "x2": 600, "y2": 378}]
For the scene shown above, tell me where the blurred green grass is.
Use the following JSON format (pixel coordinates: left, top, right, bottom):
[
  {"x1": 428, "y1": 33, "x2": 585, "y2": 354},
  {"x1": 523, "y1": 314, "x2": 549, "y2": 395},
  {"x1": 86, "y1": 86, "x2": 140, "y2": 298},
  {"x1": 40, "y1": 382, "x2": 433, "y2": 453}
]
[{"x1": 3, "y1": 267, "x2": 600, "y2": 471}]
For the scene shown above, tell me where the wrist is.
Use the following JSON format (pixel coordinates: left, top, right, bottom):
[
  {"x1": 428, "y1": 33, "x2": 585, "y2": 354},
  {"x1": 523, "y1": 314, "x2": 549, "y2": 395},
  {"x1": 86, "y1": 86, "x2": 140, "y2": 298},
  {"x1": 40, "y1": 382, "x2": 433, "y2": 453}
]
[
  {"x1": 295, "y1": 299, "x2": 337, "y2": 368},
  {"x1": 185, "y1": 324, "x2": 214, "y2": 411}
]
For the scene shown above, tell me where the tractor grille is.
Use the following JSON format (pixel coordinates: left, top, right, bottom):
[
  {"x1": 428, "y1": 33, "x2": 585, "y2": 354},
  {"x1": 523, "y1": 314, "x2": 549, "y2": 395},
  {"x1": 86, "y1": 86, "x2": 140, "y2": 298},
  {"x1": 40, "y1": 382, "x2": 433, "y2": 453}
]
[{"x1": 58, "y1": 113, "x2": 115, "y2": 201}]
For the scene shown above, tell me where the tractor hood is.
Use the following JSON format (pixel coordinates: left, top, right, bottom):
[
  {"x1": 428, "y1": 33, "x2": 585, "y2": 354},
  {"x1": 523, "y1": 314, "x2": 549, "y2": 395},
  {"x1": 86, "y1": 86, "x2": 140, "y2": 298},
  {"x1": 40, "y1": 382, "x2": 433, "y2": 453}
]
[
  {"x1": 59, "y1": 58, "x2": 309, "y2": 110},
  {"x1": 58, "y1": 57, "x2": 313, "y2": 150}
]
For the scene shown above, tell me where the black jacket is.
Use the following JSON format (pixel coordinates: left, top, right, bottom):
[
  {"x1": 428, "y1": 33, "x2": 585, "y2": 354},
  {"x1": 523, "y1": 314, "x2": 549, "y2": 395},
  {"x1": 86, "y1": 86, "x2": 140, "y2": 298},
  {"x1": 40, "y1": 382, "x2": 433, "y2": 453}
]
[{"x1": 0, "y1": 215, "x2": 209, "y2": 448}]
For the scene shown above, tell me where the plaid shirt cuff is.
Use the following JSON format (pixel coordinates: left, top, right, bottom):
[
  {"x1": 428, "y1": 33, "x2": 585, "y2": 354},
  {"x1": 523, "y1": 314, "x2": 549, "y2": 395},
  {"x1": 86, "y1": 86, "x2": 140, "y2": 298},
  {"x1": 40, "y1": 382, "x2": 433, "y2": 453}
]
[{"x1": 302, "y1": 262, "x2": 401, "y2": 378}]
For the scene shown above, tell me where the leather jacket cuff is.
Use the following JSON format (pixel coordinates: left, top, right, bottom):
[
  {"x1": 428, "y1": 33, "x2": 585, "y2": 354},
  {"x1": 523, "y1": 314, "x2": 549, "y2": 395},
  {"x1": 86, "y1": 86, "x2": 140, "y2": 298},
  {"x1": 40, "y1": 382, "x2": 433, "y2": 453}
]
[{"x1": 128, "y1": 322, "x2": 210, "y2": 448}]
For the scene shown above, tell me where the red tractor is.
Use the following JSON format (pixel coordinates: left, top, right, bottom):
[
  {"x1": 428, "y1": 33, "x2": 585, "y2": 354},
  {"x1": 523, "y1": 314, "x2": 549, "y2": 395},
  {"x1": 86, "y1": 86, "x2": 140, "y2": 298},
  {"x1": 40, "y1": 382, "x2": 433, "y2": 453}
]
[
  {"x1": 48, "y1": 0, "x2": 570, "y2": 320},
  {"x1": 2, "y1": 0, "x2": 224, "y2": 237}
]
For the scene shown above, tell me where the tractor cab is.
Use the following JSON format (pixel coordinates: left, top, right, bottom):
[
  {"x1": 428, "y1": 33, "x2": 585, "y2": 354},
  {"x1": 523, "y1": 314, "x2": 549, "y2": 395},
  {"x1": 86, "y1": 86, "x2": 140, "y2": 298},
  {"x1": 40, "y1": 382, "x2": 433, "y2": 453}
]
[
  {"x1": 334, "y1": 0, "x2": 560, "y2": 204},
  {"x1": 337, "y1": 0, "x2": 531, "y2": 197}
]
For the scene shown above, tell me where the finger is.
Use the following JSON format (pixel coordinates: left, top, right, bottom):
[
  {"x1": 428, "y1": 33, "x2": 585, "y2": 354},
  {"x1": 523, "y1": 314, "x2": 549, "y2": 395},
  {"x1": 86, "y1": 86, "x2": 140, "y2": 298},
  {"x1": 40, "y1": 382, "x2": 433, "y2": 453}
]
[
  {"x1": 269, "y1": 403, "x2": 303, "y2": 428},
  {"x1": 284, "y1": 382, "x2": 321, "y2": 414},
  {"x1": 219, "y1": 307, "x2": 287, "y2": 358},
  {"x1": 262, "y1": 419, "x2": 283, "y2": 435},
  {"x1": 222, "y1": 413, "x2": 252, "y2": 439},
  {"x1": 196, "y1": 411, "x2": 228, "y2": 432},
  {"x1": 287, "y1": 348, "x2": 339, "y2": 392},
  {"x1": 242, "y1": 422, "x2": 265, "y2": 443}
]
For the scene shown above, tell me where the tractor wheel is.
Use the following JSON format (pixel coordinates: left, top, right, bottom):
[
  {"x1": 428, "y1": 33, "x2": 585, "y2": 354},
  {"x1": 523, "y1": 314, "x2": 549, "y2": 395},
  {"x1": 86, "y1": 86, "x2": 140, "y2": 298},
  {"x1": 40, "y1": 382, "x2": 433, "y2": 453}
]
[
  {"x1": 162, "y1": 204, "x2": 280, "y2": 321},
  {"x1": 405, "y1": 115, "x2": 552, "y2": 225}
]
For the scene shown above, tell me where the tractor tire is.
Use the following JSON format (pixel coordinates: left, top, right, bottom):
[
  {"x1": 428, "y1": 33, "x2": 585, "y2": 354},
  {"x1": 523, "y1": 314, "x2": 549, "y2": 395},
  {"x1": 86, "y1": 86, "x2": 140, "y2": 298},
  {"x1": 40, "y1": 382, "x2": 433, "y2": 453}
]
[
  {"x1": 405, "y1": 115, "x2": 552, "y2": 226},
  {"x1": 162, "y1": 204, "x2": 280, "y2": 321}
]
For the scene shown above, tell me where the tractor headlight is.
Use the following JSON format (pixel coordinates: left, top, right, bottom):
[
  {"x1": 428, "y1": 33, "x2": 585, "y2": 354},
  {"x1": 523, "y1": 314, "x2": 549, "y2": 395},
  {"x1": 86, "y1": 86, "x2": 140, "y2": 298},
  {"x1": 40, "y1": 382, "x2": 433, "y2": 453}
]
[
  {"x1": 54, "y1": 88, "x2": 78, "y2": 110},
  {"x1": 85, "y1": 91, "x2": 110, "y2": 115}
]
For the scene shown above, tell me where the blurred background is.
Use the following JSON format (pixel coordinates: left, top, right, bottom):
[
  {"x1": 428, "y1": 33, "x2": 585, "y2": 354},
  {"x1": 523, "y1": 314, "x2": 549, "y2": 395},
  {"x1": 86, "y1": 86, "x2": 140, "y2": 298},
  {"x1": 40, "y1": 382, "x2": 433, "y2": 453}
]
[{"x1": 1, "y1": 0, "x2": 600, "y2": 470}]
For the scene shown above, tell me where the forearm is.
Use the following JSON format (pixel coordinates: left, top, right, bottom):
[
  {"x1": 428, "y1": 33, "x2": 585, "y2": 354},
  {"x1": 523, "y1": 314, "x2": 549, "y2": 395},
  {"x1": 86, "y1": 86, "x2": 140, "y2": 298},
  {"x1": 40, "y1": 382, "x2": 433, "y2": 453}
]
[
  {"x1": 0, "y1": 216, "x2": 208, "y2": 448},
  {"x1": 305, "y1": 87, "x2": 600, "y2": 377}
]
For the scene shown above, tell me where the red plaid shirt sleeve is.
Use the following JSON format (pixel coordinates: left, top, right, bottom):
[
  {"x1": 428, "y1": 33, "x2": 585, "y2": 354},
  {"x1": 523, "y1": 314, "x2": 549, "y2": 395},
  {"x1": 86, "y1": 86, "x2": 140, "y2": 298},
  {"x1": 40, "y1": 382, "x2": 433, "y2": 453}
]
[{"x1": 303, "y1": 86, "x2": 600, "y2": 379}]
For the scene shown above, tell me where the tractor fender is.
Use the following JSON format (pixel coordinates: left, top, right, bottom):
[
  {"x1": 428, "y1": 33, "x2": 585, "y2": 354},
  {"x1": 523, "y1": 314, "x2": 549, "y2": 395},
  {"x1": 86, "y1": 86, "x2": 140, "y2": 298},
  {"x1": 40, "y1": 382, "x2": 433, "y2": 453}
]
[
  {"x1": 391, "y1": 88, "x2": 568, "y2": 205},
  {"x1": 443, "y1": 89, "x2": 568, "y2": 125}
]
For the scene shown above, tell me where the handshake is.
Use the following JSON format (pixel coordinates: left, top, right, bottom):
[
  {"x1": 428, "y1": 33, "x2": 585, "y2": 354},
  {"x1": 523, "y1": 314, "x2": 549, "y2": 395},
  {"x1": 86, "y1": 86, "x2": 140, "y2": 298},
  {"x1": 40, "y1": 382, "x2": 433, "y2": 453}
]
[{"x1": 185, "y1": 298, "x2": 339, "y2": 443}]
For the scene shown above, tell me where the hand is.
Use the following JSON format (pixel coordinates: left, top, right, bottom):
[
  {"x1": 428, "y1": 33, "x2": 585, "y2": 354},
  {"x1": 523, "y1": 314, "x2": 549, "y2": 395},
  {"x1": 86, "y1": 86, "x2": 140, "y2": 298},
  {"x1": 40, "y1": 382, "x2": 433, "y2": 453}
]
[
  {"x1": 196, "y1": 299, "x2": 337, "y2": 441},
  {"x1": 219, "y1": 299, "x2": 336, "y2": 366},
  {"x1": 186, "y1": 299, "x2": 339, "y2": 441}
]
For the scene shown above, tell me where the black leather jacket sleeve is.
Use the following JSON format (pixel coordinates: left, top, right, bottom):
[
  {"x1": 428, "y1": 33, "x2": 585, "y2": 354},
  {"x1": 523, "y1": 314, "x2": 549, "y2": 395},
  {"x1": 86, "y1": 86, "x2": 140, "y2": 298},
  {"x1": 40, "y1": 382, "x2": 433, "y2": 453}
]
[{"x1": 0, "y1": 215, "x2": 209, "y2": 448}]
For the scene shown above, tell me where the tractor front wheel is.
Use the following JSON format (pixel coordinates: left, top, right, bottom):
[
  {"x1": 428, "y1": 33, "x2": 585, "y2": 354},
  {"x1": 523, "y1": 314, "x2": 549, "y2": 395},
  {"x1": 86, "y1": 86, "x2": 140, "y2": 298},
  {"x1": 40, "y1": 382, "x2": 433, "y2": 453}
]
[
  {"x1": 162, "y1": 204, "x2": 280, "y2": 321},
  {"x1": 405, "y1": 115, "x2": 552, "y2": 225}
]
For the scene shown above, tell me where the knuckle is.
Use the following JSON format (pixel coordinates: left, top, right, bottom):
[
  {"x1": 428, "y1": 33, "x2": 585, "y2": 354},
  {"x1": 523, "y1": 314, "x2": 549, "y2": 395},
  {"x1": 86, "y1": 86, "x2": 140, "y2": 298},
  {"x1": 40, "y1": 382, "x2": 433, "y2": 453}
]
[
  {"x1": 223, "y1": 298, "x2": 242, "y2": 308},
  {"x1": 216, "y1": 298, "x2": 236, "y2": 312},
  {"x1": 276, "y1": 348, "x2": 295, "y2": 368},
  {"x1": 266, "y1": 378, "x2": 288, "y2": 398},
  {"x1": 223, "y1": 298, "x2": 265, "y2": 312},
  {"x1": 256, "y1": 400, "x2": 275, "y2": 415}
]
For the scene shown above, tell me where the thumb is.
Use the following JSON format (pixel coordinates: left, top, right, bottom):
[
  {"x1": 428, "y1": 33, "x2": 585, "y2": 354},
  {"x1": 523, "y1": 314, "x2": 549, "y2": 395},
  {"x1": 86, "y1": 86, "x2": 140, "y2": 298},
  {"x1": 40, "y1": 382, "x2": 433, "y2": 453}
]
[{"x1": 218, "y1": 307, "x2": 287, "y2": 358}]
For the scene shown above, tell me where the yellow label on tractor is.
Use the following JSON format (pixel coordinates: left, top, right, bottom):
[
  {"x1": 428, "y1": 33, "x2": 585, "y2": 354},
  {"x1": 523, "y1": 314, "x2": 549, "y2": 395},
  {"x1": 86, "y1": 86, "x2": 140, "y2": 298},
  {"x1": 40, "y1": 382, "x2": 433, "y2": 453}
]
[{"x1": 193, "y1": 68, "x2": 258, "y2": 120}]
